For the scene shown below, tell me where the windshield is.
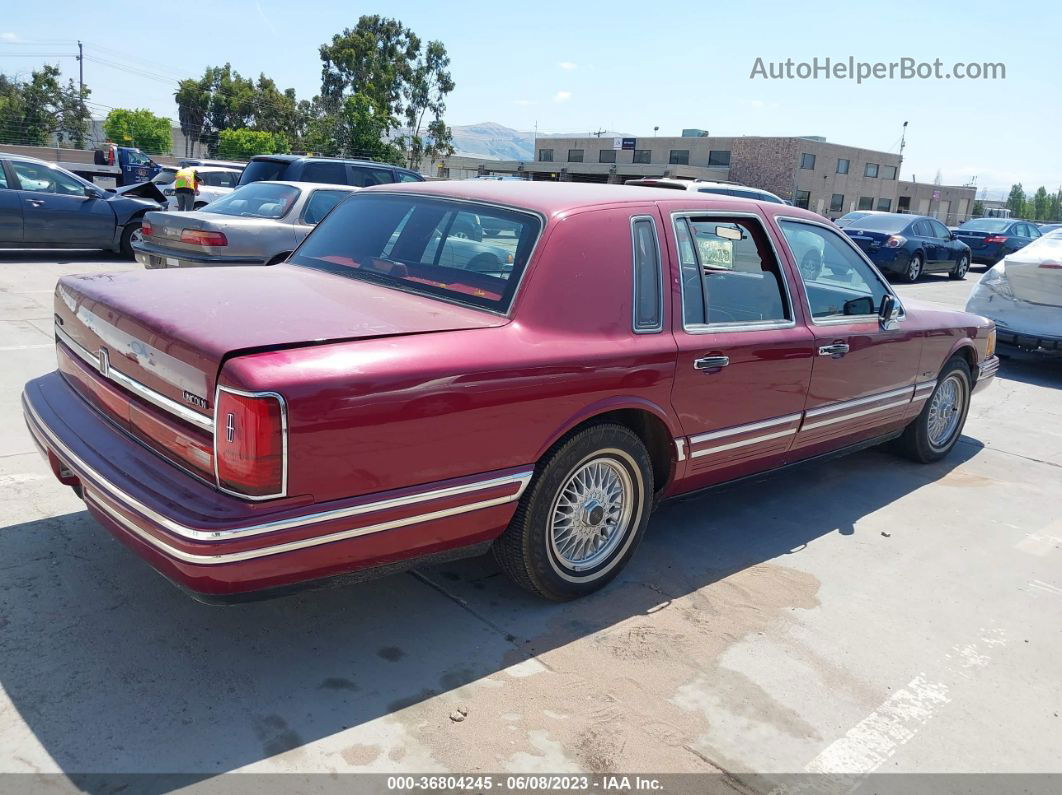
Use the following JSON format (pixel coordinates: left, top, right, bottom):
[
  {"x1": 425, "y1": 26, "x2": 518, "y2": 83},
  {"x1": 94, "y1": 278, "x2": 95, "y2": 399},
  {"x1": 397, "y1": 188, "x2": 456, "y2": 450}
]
[
  {"x1": 290, "y1": 193, "x2": 542, "y2": 313},
  {"x1": 238, "y1": 159, "x2": 288, "y2": 185},
  {"x1": 202, "y1": 182, "x2": 299, "y2": 219},
  {"x1": 959, "y1": 219, "x2": 1011, "y2": 232},
  {"x1": 846, "y1": 215, "x2": 910, "y2": 232},
  {"x1": 152, "y1": 169, "x2": 177, "y2": 185}
]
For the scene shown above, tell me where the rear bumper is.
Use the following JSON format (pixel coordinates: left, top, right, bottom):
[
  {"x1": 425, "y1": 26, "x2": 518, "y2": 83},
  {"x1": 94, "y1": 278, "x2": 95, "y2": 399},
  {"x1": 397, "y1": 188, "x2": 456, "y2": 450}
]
[
  {"x1": 970, "y1": 246, "x2": 1003, "y2": 265},
  {"x1": 997, "y1": 330, "x2": 1062, "y2": 354},
  {"x1": 132, "y1": 240, "x2": 265, "y2": 269},
  {"x1": 23, "y1": 371, "x2": 529, "y2": 599}
]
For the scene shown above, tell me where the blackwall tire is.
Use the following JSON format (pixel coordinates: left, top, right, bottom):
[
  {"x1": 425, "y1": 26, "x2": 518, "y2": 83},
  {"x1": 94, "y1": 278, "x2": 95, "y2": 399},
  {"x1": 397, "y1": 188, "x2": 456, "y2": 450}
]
[{"x1": 492, "y1": 424, "x2": 654, "y2": 601}]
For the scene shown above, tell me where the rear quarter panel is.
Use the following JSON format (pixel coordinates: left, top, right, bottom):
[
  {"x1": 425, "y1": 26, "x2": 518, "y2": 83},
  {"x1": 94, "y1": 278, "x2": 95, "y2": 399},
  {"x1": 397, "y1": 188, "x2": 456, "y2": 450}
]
[{"x1": 220, "y1": 205, "x2": 681, "y2": 503}]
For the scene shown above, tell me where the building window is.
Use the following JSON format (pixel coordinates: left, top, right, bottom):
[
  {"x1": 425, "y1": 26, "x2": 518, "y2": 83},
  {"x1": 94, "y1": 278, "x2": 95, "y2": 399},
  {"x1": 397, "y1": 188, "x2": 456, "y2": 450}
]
[
  {"x1": 568, "y1": 149, "x2": 584, "y2": 163},
  {"x1": 830, "y1": 193, "x2": 845, "y2": 213},
  {"x1": 669, "y1": 150, "x2": 690, "y2": 165},
  {"x1": 882, "y1": 165, "x2": 897, "y2": 180},
  {"x1": 538, "y1": 149, "x2": 553, "y2": 162},
  {"x1": 876, "y1": 198, "x2": 892, "y2": 212},
  {"x1": 858, "y1": 196, "x2": 874, "y2": 210},
  {"x1": 864, "y1": 162, "x2": 879, "y2": 178},
  {"x1": 599, "y1": 149, "x2": 616, "y2": 163},
  {"x1": 633, "y1": 149, "x2": 651, "y2": 164},
  {"x1": 800, "y1": 153, "x2": 816, "y2": 170},
  {"x1": 836, "y1": 158, "x2": 850, "y2": 174},
  {"x1": 708, "y1": 150, "x2": 731, "y2": 167},
  {"x1": 794, "y1": 190, "x2": 811, "y2": 209}
]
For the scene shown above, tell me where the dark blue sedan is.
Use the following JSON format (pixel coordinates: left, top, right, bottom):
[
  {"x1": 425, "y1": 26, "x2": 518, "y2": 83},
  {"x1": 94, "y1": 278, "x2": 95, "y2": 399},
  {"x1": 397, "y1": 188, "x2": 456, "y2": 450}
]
[
  {"x1": 953, "y1": 218, "x2": 1041, "y2": 265},
  {"x1": 842, "y1": 213, "x2": 972, "y2": 282},
  {"x1": 0, "y1": 155, "x2": 162, "y2": 258}
]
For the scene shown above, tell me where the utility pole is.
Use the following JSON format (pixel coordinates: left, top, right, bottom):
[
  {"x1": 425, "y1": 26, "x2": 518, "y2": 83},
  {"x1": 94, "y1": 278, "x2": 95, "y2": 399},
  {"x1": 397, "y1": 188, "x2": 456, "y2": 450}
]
[
  {"x1": 897, "y1": 120, "x2": 908, "y2": 180},
  {"x1": 77, "y1": 41, "x2": 83, "y2": 96}
]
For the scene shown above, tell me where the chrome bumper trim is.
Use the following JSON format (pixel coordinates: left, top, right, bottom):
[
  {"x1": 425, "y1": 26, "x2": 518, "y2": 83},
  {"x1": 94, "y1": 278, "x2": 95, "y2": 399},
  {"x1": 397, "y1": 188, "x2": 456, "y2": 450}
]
[
  {"x1": 25, "y1": 393, "x2": 531, "y2": 548},
  {"x1": 978, "y1": 356, "x2": 1000, "y2": 380},
  {"x1": 56, "y1": 325, "x2": 214, "y2": 432}
]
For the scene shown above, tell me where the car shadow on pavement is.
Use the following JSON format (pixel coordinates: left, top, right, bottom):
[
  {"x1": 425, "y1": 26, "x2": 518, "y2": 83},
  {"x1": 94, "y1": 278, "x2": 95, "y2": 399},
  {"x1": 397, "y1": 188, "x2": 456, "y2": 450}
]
[
  {"x1": 0, "y1": 442, "x2": 981, "y2": 789},
  {"x1": 997, "y1": 354, "x2": 1062, "y2": 388}
]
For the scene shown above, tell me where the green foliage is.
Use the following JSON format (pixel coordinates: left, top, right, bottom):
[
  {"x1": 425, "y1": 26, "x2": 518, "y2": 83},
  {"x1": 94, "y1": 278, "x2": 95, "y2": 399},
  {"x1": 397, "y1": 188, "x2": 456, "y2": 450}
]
[
  {"x1": 1030, "y1": 186, "x2": 1049, "y2": 222},
  {"x1": 1005, "y1": 183, "x2": 1026, "y2": 218},
  {"x1": 971, "y1": 200, "x2": 985, "y2": 218},
  {"x1": 0, "y1": 65, "x2": 90, "y2": 147},
  {"x1": 216, "y1": 128, "x2": 289, "y2": 159},
  {"x1": 1048, "y1": 190, "x2": 1062, "y2": 224},
  {"x1": 103, "y1": 108, "x2": 172, "y2": 154},
  {"x1": 398, "y1": 39, "x2": 455, "y2": 169}
]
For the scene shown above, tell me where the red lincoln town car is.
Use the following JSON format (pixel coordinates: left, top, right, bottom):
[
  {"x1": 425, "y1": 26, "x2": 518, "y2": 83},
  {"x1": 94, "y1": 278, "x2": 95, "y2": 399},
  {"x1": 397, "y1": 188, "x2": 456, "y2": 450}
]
[{"x1": 22, "y1": 182, "x2": 999, "y2": 602}]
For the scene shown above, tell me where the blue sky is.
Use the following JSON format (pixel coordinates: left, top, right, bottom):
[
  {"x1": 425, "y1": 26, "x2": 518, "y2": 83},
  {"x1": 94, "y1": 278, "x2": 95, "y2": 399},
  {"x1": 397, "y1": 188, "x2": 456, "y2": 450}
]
[{"x1": 2, "y1": 0, "x2": 1058, "y2": 198}]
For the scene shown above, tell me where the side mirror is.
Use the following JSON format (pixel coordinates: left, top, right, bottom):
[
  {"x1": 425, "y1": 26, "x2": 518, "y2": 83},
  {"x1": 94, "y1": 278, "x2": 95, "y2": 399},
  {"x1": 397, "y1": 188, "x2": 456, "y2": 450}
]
[
  {"x1": 949, "y1": 232, "x2": 957, "y2": 240},
  {"x1": 879, "y1": 294, "x2": 897, "y2": 328},
  {"x1": 84, "y1": 185, "x2": 104, "y2": 199}
]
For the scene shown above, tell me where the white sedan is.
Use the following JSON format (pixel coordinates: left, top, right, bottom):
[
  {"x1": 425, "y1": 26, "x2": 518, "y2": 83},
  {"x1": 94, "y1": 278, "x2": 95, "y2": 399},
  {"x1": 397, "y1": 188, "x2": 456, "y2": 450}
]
[{"x1": 966, "y1": 229, "x2": 1062, "y2": 355}]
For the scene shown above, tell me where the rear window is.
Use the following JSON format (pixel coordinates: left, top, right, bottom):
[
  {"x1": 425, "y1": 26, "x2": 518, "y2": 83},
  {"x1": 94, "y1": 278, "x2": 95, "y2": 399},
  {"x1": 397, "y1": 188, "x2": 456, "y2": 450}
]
[
  {"x1": 238, "y1": 159, "x2": 288, "y2": 185},
  {"x1": 959, "y1": 219, "x2": 1011, "y2": 232},
  {"x1": 152, "y1": 169, "x2": 177, "y2": 185},
  {"x1": 845, "y1": 214, "x2": 910, "y2": 232},
  {"x1": 290, "y1": 194, "x2": 542, "y2": 313},
  {"x1": 203, "y1": 183, "x2": 300, "y2": 219}
]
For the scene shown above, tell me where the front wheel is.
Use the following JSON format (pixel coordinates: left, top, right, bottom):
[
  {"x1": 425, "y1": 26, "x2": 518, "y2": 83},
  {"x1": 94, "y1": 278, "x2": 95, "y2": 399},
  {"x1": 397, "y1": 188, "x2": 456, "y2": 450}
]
[
  {"x1": 119, "y1": 220, "x2": 144, "y2": 259},
  {"x1": 897, "y1": 357, "x2": 971, "y2": 463},
  {"x1": 949, "y1": 254, "x2": 970, "y2": 280},
  {"x1": 492, "y1": 424, "x2": 653, "y2": 600},
  {"x1": 903, "y1": 253, "x2": 924, "y2": 283}
]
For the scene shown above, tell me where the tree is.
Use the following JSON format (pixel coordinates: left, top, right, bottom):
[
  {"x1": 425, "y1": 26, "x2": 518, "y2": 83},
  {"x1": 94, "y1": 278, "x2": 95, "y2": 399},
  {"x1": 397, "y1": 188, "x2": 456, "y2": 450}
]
[
  {"x1": 1031, "y1": 186, "x2": 1049, "y2": 221},
  {"x1": 0, "y1": 65, "x2": 90, "y2": 147},
  {"x1": 400, "y1": 40, "x2": 455, "y2": 169},
  {"x1": 103, "y1": 108, "x2": 172, "y2": 154},
  {"x1": 319, "y1": 15, "x2": 419, "y2": 124},
  {"x1": 1005, "y1": 183, "x2": 1026, "y2": 218},
  {"x1": 971, "y1": 200, "x2": 984, "y2": 218},
  {"x1": 1048, "y1": 190, "x2": 1062, "y2": 224},
  {"x1": 175, "y1": 78, "x2": 209, "y2": 157},
  {"x1": 216, "y1": 128, "x2": 289, "y2": 159}
]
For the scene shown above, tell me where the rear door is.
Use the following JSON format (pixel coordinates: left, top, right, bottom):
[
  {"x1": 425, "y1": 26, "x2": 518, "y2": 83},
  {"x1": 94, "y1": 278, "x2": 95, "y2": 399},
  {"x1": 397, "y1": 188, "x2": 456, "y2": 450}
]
[
  {"x1": 0, "y1": 160, "x2": 23, "y2": 244},
  {"x1": 775, "y1": 217, "x2": 923, "y2": 458},
  {"x1": 349, "y1": 165, "x2": 397, "y2": 187},
  {"x1": 667, "y1": 206, "x2": 814, "y2": 489},
  {"x1": 292, "y1": 189, "x2": 353, "y2": 245},
  {"x1": 10, "y1": 160, "x2": 114, "y2": 247}
]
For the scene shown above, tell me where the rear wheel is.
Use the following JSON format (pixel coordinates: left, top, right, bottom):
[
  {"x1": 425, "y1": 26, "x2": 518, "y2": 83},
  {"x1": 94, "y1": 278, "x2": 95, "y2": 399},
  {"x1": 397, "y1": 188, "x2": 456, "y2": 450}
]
[
  {"x1": 949, "y1": 254, "x2": 969, "y2": 280},
  {"x1": 119, "y1": 220, "x2": 144, "y2": 259},
  {"x1": 897, "y1": 357, "x2": 971, "y2": 463},
  {"x1": 492, "y1": 424, "x2": 653, "y2": 601},
  {"x1": 903, "y1": 253, "x2": 924, "y2": 283}
]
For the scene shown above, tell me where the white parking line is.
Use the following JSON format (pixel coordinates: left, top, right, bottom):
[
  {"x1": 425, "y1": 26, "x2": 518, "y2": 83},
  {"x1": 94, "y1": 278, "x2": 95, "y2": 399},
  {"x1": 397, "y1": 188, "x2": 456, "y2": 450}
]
[{"x1": 0, "y1": 344, "x2": 53, "y2": 352}]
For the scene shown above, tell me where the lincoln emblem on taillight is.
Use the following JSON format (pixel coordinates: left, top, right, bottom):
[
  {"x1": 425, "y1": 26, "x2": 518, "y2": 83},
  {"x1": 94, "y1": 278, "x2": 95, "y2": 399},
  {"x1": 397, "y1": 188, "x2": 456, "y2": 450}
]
[
  {"x1": 226, "y1": 412, "x2": 235, "y2": 443},
  {"x1": 98, "y1": 347, "x2": 110, "y2": 377}
]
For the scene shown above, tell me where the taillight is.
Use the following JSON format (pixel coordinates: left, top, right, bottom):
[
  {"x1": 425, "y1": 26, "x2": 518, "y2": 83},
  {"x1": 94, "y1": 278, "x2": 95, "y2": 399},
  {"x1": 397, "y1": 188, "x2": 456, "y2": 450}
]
[
  {"x1": 983, "y1": 235, "x2": 1008, "y2": 245},
  {"x1": 180, "y1": 228, "x2": 228, "y2": 246},
  {"x1": 141, "y1": 220, "x2": 153, "y2": 237},
  {"x1": 214, "y1": 389, "x2": 286, "y2": 498},
  {"x1": 884, "y1": 235, "x2": 907, "y2": 248}
]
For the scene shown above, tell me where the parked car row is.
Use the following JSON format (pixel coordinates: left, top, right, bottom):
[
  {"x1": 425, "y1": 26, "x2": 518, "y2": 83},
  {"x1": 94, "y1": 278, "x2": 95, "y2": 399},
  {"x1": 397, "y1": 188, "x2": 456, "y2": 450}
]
[{"x1": 23, "y1": 180, "x2": 999, "y2": 603}]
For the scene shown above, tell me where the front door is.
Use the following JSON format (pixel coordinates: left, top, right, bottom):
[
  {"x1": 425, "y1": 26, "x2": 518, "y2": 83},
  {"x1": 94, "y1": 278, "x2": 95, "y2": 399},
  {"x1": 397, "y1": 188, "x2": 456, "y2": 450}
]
[
  {"x1": 10, "y1": 159, "x2": 114, "y2": 248},
  {"x1": 774, "y1": 217, "x2": 923, "y2": 459},
  {"x1": 667, "y1": 209, "x2": 814, "y2": 491}
]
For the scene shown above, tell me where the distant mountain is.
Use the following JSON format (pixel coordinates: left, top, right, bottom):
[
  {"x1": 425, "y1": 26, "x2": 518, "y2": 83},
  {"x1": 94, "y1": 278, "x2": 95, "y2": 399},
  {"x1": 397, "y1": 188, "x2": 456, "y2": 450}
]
[{"x1": 450, "y1": 122, "x2": 534, "y2": 161}]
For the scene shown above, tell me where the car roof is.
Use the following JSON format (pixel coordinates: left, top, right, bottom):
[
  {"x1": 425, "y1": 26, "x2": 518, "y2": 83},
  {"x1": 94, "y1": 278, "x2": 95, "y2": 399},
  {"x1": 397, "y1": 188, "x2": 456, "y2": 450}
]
[
  {"x1": 247, "y1": 154, "x2": 402, "y2": 169},
  {"x1": 251, "y1": 180, "x2": 360, "y2": 192},
  {"x1": 362, "y1": 180, "x2": 826, "y2": 221},
  {"x1": 189, "y1": 165, "x2": 242, "y2": 173}
]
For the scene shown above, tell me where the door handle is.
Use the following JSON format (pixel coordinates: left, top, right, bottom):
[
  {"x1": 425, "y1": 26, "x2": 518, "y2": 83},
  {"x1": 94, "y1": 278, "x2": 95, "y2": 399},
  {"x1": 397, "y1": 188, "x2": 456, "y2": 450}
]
[
  {"x1": 694, "y1": 355, "x2": 730, "y2": 371},
  {"x1": 26, "y1": 199, "x2": 45, "y2": 206},
  {"x1": 818, "y1": 342, "x2": 850, "y2": 357}
]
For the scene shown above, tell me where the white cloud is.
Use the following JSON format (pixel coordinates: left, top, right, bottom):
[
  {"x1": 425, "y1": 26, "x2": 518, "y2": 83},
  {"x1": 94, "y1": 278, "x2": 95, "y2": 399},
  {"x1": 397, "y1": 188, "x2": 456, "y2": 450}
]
[
  {"x1": 558, "y1": 61, "x2": 577, "y2": 71},
  {"x1": 553, "y1": 91, "x2": 572, "y2": 103},
  {"x1": 1, "y1": 32, "x2": 18, "y2": 41}
]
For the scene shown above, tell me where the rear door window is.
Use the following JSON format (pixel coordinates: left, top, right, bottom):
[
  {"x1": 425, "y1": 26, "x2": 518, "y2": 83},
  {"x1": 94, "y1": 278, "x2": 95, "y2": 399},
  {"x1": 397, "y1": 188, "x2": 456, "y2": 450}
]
[
  {"x1": 349, "y1": 166, "x2": 396, "y2": 187},
  {"x1": 238, "y1": 159, "x2": 288, "y2": 185},
  {"x1": 301, "y1": 161, "x2": 349, "y2": 184},
  {"x1": 301, "y1": 189, "x2": 350, "y2": 225},
  {"x1": 676, "y1": 216, "x2": 790, "y2": 327}
]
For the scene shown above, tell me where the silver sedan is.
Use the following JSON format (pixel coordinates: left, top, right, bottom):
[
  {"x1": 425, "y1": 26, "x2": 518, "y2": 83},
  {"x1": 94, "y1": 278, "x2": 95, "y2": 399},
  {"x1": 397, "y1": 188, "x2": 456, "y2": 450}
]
[{"x1": 132, "y1": 181, "x2": 357, "y2": 269}]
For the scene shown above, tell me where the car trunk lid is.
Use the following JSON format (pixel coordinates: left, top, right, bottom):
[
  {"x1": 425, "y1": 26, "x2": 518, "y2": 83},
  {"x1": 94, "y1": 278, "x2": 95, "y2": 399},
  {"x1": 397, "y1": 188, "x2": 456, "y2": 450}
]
[
  {"x1": 54, "y1": 263, "x2": 507, "y2": 426},
  {"x1": 844, "y1": 228, "x2": 891, "y2": 252},
  {"x1": 954, "y1": 229, "x2": 995, "y2": 250},
  {"x1": 1004, "y1": 254, "x2": 1062, "y2": 306}
]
